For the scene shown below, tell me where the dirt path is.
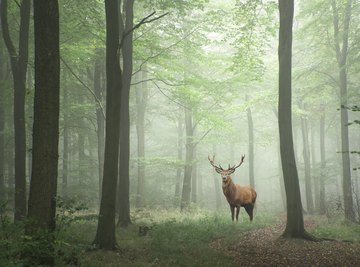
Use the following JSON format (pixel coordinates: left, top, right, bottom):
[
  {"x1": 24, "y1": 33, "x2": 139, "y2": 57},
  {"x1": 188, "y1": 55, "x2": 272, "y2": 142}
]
[{"x1": 210, "y1": 220, "x2": 360, "y2": 267}]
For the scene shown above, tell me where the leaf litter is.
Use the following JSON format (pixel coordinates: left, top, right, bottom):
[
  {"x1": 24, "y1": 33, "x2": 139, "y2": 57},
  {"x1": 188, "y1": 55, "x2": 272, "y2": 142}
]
[{"x1": 210, "y1": 218, "x2": 360, "y2": 267}]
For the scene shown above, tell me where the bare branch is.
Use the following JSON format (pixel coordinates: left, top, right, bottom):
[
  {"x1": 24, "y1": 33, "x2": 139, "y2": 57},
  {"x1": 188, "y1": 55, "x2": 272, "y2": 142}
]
[
  {"x1": 120, "y1": 11, "x2": 169, "y2": 48},
  {"x1": 60, "y1": 56, "x2": 106, "y2": 120}
]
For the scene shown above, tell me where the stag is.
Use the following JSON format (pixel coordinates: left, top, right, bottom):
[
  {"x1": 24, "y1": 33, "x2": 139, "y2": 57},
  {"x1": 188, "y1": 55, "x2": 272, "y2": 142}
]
[{"x1": 208, "y1": 155, "x2": 257, "y2": 222}]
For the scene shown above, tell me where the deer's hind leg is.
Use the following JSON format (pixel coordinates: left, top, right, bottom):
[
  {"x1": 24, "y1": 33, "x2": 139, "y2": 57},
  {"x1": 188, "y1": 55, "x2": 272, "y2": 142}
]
[
  {"x1": 235, "y1": 206, "x2": 240, "y2": 221},
  {"x1": 244, "y1": 204, "x2": 254, "y2": 221}
]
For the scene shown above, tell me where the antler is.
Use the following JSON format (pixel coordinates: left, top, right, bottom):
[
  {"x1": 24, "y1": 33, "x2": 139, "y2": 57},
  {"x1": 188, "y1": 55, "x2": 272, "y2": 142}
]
[
  {"x1": 229, "y1": 154, "x2": 245, "y2": 171},
  {"x1": 208, "y1": 155, "x2": 223, "y2": 171}
]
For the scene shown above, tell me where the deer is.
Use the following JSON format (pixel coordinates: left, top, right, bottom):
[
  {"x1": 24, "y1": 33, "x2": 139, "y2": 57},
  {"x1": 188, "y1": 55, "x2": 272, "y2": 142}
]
[{"x1": 208, "y1": 155, "x2": 257, "y2": 222}]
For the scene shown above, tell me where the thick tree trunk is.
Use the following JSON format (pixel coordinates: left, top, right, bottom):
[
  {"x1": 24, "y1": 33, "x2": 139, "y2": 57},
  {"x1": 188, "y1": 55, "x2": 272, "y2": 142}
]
[
  {"x1": 301, "y1": 116, "x2": 314, "y2": 214},
  {"x1": 319, "y1": 112, "x2": 326, "y2": 214},
  {"x1": 181, "y1": 107, "x2": 194, "y2": 210},
  {"x1": 93, "y1": 0, "x2": 123, "y2": 250},
  {"x1": 135, "y1": 68, "x2": 148, "y2": 208},
  {"x1": 0, "y1": 38, "x2": 5, "y2": 203},
  {"x1": 27, "y1": 1, "x2": 60, "y2": 265},
  {"x1": 278, "y1": 0, "x2": 311, "y2": 239},
  {"x1": 94, "y1": 49, "x2": 105, "y2": 200},
  {"x1": 331, "y1": 0, "x2": 355, "y2": 222},
  {"x1": 1, "y1": 0, "x2": 30, "y2": 221},
  {"x1": 117, "y1": 0, "x2": 134, "y2": 228}
]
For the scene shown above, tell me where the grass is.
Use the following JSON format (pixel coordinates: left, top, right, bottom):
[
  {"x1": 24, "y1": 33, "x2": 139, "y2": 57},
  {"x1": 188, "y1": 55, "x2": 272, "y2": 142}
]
[
  {"x1": 6, "y1": 207, "x2": 359, "y2": 266},
  {"x1": 309, "y1": 216, "x2": 360, "y2": 242},
  {"x1": 79, "y1": 208, "x2": 275, "y2": 267}
]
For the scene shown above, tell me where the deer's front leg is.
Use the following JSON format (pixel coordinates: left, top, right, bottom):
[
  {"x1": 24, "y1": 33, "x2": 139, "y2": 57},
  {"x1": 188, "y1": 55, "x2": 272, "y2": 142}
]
[{"x1": 230, "y1": 205, "x2": 235, "y2": 221}]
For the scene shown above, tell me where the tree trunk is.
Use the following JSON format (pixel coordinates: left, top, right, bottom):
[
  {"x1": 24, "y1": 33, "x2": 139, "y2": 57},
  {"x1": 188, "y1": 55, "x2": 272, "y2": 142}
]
[
  {"x1": 27, "y1": 1, "x2": 60, "y2": 265},
  {"x1": 311, "y1": 121, "x2": 320, "y2": 212},
  {"x1": 62, "y1": 86, "x2": 69, "y2": 198},
  {"x1": 174, "y1": 115, "x2": 184, "y2": 207},
  {"x1": 191, "y1": 146, "x2": 197, "y2": 203},
  {"x1": 278, "y1": 0, "x2": 311, "y2": 239},
  {"x1": 181, "y1": 107, "x2": 194, "y2": 210},
  {"x1": 331, "y1": 0, "x2": 355, "y2": 222},
  {"x1": 0, "y1": 37, "x2": 5, "y2": 203},
  {"x1": 94, "y1": 49, "x2": 105, "y2": 200},
  {"x1": 246, "y1": 95, "x2": 255, "y2": 188},
  {"x1": 1, "y1": 0, "x2": 30, "y2": 221},
  {"x1": 319, "y1": 112, "x2": 326, "y2": 215},
  {"x1": 213, "y1": 144, "x2": 221, "y2": 210},
  {"x1": 117, "y1": 0, "x2": 134, "y2": 228},
  {"x1": 301, "y1": 116, "x2": 314, "y2": 214},
  {"x1": 93, "y1": 0, "x2": 123, "y2": 250},
  {"x1": 135, "y1": 68, "x2": 148, "y2": 208}
]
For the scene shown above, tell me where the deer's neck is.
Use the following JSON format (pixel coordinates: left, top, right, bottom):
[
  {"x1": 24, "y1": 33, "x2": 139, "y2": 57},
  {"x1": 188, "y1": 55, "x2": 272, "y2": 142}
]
[{"x1": 222, "y1": 176, "x2": 236, "y2": 194}]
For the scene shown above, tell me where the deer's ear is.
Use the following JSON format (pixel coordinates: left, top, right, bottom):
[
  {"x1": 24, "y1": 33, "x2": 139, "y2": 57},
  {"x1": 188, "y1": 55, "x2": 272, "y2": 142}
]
[
  {"x1": 215, "y1": 168, "x2": 222, "y2": 174},
  {"x1": 228, "y1": 169, "x2": 235, "y2": 174}
]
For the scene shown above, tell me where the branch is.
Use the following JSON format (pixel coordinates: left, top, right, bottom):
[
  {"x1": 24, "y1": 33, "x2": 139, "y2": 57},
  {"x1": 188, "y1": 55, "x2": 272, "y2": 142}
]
[
  {"x1": 132, "y1": 26, "x2": 199, "y2": 77},
  {"x1": 120, "y1": 11, "x2": 169, "y2": 48},
  {"x1": 150, "y1": 79, "x2": 190, "y2": 110},
  {"x1": 60, "y1": 56, "x2": 106, "y2": 120}
]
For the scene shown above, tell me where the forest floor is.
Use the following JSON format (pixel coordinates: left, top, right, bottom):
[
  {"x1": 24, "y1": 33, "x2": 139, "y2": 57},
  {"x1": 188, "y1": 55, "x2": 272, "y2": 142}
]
[{"x1": 210, "y1": 217, "x2": 360, "y2": 267}]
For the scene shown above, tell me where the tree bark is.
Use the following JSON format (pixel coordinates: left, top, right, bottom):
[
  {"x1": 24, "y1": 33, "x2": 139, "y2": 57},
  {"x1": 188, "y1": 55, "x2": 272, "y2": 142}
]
[
  {"x1": 319, "y1": 112, "x2": 326, "y2": 215},
  {"x1": 94, "y1": 49, "x2": 105, "y2": 200},
  {"x1": 174, "y1": 115, "x2": 184, "y2": 207},
  {"x1": 278, "y1": 0, "x2": 311, "y2": 239},
  {"x1": 0, "y1": 34, "x2": 5, "y2": 203},
  {"x1": 310, "y1": 121, "x2": 320, "y2": 212},
  {"x1": 301, "y1": 116, "x2": 314, "y2": 214},
  {"x1": 191, "y1": 145, "x2": 197, "y2": 203},
  {"x1": 213, "y1": 144, "x2": 221, "y2": 210},
  {"x1": 331, "y1": 0, "x2": 355, "y2": 222},
  {"x1": 27, "y1": 1, "x2": 60, "y2": 264},
  {"x1": 246, "y1": 95, "x2": 255, "y2": 188},
  {"x1": 62, "y1": 85, "x2": 69, "y2": 198},
  {"x1": 117, "y1": 0, "x2": 134, "y2": 228},
  {"x1": 135, "y1": 68, "x2": 148, "y2": 208},
  {"x1": 1, "y1": 0, "x2": 30, "y2": 221},
  {"x1": 181, "y1": 107, "x2": 194, "y2": 210},
  {"x1": 93, "y1": 0, "x2": 123, "y2": 250}
]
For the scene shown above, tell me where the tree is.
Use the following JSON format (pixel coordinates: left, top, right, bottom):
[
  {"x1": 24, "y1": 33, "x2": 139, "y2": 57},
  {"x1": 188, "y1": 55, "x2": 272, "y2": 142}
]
[
  {"x1": 1, "y1": 0, "x2": 30, "y2": 221},
  {"x1": 135, "y1": 68, "x2": 148, "y2": 208},
  {"x1": 301, "y1": 114, "x2": 314, "y2": 214},
  {"x1": 331, "y1": 0, "x2": 355, "y2": 222},
  {"x1": 93, "y1": 0, "x2": 123, "y2": 249},
  {"x1": 180, "y1": 107, "x2": 195, "y2": 210},
  {"x1": 278, "y1": 0, "x2": 312, "y2": 239},
  {"x1": 26, "y1": 0, "x2": 60, "y2": 265},
  {"x1": 246, "y1": 94, "x2": 255, "y2": 188},
  {"x1": 117, "y1": 0, "x2": 134, "y2": 228},
  {"x1": 0, "y1": 27, "x2": 6, "y2": 204},
  {"x1": 93, "y1": 48, "x2": 105, "y2": 200}
]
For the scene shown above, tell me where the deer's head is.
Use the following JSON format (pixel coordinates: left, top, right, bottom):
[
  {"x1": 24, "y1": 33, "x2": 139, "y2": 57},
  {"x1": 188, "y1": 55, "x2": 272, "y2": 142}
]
[{"x1": 208, "y1": 155, "x2": 245, "y2": 182}]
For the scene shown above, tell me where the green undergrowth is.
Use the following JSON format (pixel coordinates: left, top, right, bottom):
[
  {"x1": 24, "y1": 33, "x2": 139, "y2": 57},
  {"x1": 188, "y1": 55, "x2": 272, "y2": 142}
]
[
  {"x1": 0, "y1": 205, "x2": 276, "y2": 266},
  {"x1": 310, "y1": 216, "x2": 360, "y2": 242},
  {"x1": 82, "y1": 208, "x2": 275, "y2": 267}
]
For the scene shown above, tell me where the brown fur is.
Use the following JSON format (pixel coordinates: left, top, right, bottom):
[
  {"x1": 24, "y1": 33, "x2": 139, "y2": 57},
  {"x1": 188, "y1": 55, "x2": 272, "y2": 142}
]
[
  {"x1": 222, "y1": 175, "x2": 257, "y2": 221},
  {"x1": 208, "y1": 155, "x2": 257, "y2": 222}
]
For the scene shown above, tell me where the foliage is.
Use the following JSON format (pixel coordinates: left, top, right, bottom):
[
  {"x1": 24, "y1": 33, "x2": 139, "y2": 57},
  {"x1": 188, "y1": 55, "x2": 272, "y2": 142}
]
[{"x1": 0, "y1": 198, "x2": 90, "y2": 266}]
